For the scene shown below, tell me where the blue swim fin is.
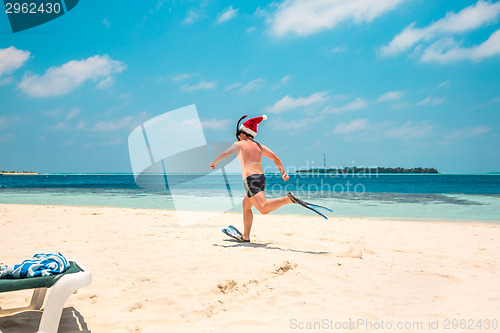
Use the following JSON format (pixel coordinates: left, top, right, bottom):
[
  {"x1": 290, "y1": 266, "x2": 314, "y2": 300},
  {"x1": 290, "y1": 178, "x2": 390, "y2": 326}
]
[
  {"x1": 222, "y1": 227, "x2": 249, "y2": 242},
  {"x1": 287, "y1": 192, "x2": 332, "y2": 220},
  {"x1": 228, "y1": 225, "x2": 243, "y2": 237},
  {"x1": 302, "y1": 202, "x2": 334, "y2": 213}
]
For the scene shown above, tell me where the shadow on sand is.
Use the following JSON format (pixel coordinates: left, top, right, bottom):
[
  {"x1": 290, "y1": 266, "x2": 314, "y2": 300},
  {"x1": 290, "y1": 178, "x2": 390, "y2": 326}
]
[
  {"x1": 212, "y1": 239, "x2": 329, "y2": 255},
  {"x1": 0, "y1": 307, "x2": 89, "y2": 333}
]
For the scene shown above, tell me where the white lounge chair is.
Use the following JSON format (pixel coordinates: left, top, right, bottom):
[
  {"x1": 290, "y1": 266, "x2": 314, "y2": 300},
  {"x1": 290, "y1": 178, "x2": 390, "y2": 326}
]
[{"x1": 0, "y1": 260, "x2": 91, "y2": 333}]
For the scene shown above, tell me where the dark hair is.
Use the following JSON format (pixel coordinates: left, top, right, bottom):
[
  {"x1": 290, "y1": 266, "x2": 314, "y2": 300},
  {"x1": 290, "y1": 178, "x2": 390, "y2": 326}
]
[{"x1": 237, "y1": 130, "x2": 253, "y2": 139}]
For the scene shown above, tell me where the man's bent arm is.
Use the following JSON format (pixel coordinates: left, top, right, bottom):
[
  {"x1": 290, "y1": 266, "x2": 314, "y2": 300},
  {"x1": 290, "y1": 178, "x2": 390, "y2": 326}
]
[
  {"x1": 210, "y1": 143, "x2": 239, "y2": 169},
  {"x1": 262, "y1": 146, "x2": 287, "y2": 178}
]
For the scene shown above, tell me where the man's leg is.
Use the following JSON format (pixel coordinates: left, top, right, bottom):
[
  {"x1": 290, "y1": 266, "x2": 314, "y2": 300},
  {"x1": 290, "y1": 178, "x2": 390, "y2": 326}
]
[
  {"x1": 242, "y1": 196, "x2": 253, "y2": 241},
  {"x1": 249, "y1": 191, "x2": 292, "y2": 215}
]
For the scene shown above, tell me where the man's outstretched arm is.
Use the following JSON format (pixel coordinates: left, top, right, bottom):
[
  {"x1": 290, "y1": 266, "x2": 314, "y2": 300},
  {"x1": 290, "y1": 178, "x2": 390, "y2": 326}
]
[
  {"x1": 210, "y1": 143, "x2": 239, "y2": 169},
  {"x1": 262, "y1": 145, "x2": 289, "y2": 181}
]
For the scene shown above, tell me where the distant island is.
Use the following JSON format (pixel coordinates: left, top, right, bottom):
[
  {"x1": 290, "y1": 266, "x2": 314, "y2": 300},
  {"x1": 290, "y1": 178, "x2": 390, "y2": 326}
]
[
  {"x1": 0, "y1": 169, "x2": 39, "y2": 175},
  {"x1": 296, "y1": 167, "x2": 439, "y2": 174}
]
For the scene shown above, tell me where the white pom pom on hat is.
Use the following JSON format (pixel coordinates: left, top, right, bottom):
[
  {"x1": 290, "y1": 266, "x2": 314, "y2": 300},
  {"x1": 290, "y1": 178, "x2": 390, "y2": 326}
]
[{"x1": 262, "y1": 114, "x2": 267, "y2": 120}]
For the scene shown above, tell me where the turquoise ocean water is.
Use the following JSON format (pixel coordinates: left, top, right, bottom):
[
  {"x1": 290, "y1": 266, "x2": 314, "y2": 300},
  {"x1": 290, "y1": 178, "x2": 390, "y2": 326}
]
[{"x1": 0, "y1": 174, "x2": 499, "y2": 222}]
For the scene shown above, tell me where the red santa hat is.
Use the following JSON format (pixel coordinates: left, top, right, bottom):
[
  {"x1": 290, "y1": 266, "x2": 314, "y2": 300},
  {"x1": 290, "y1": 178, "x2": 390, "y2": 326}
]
[{"x1": 239, "y1": 115, "x2": 267, "y2": 137}]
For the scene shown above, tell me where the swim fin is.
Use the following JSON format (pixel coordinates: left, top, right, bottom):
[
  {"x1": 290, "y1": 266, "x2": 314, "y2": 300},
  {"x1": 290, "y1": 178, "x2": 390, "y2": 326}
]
[
  {"x1": 287, "y1": 192, "x2": 332, "y2": 220},
  {"x1": 222, "y1": 227, "x2": 249, "y2": 243},
  {"x1": 302, "y1": 201, "x2": 334, "y2": 213},
  {"x1": 228, "y1": 225, "x2": 243, "y2": 237}
]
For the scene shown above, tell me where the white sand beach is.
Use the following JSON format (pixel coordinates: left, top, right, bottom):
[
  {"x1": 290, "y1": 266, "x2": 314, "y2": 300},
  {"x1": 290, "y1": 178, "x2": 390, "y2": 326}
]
[{"x1": 0, "y1": 204, "x2": 499, "y2": 332}]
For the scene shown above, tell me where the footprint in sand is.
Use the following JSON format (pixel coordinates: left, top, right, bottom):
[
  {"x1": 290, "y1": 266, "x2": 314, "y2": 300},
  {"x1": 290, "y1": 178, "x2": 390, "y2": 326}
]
[
  {"x1": 126, "y1": 325, "x2": 142, "y2": 333},
  {"x1": 217, "y1": 280, "x2": 237, "y2": 294},
  {"x1": 437, "y1": 273, "x2": 455, "y2": 280},
  {"x1": 274, "y1": 260, "x2": 297, "y2": 275},
  {"x1": 127, "y1": 302, "x2": 143, "y2": 312}
]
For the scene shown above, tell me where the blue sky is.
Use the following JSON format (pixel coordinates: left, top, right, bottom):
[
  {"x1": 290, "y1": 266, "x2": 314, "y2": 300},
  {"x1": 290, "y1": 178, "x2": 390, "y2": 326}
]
[{"x1": 0, "y1": 0, "x2": 499, "y2": 173}]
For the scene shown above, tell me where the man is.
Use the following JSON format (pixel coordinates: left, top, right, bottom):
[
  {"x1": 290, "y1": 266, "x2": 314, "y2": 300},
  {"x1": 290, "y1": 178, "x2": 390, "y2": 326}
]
[{"x1": 209, "y1": 115, "x2": 296, "y2": 242}]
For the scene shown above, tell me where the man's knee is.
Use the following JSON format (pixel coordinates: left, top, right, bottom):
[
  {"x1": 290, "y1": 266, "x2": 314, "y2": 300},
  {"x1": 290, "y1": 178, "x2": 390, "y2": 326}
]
[
  {"x1": 255, "y1": 206, "x2": 269, "y2": 215},
  {"x1": 243, "y1": 198, "x2": 253, "y2": 211}
]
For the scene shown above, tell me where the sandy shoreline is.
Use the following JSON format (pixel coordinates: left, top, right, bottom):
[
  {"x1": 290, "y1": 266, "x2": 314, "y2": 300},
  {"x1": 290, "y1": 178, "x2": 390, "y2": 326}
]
[
  {"x1": 0, "y1": 173, "x2": 39, "y2": 175},
  {"x1": 0, "y1": 204, "x2": 499, "y2": 332}
]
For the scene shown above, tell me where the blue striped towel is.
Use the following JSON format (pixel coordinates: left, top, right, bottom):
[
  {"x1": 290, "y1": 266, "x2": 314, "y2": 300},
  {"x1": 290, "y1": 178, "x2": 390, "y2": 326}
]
[{"x1": 0, "y1": 252, "x2": 69, "y2": 279}]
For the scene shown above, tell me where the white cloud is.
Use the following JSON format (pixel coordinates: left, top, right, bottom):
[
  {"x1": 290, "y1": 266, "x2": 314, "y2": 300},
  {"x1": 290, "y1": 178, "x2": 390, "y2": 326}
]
[
  {"x1": 92, "y1": 111, "x2": 147, "y2": 132},
  {"x1": 0, "y1": 76, "x2": 14, "y2": 86},
  {"x1": 170, "y1": 73, "x2": 192, "y2": 82},
  {"x1": 323, "y1": 97, "x2": 368, "y2": 114},
  {"x1": 333, "y1": 118, "x2": 369, "y2": 134},
  {"x1": 472, "y1": 96, "x2": 500, "y2": 108},
  {"x1": 41, "y1": 108, "x2": 62, "y2": 118},
  {"x1": 180, "y1": 80, "x2": 216, "y2": 92},
  {"x1": 421, "y1": 29, "x2": 500, "y2": 63},
  {"x1": 272, "y1": 75, "x2": 292, "y2": 90},
  {"x1": 381, "y1": 1, "x2": 500, "y2": 56},
  {"x1": 52, "y1": 121, "x2": 67, "y2": 131},
  {"x1": 445, "y1": 126, "x2": 490, "y2": 140},
  {"x1": 329, "y1": 46, "x2": 347, "y2": 54},
  {"x1": 96, "y1": 76, "x2": 116, "y2": 89},
  {"x1": 438, "y1": 81, "x2": 451, "y2": 88},
  {"x1": 224, "y1": 82, "x2": 242, "y2": 91},
  {"x1": 183, "y1": 9, "x2": 200, "y2": 24},
  {"x1": 0, "y1": 46, "x2": 30, "y2": 77},
  {"x1": 385, "y1": 121, "x2": 435, "y2": 139},
  {"x1": 18, "y1": 55, "x2": 126, "y2": 98},
  {"x1": 376, "y1": 90, "x2": 404, "y2": 102},
  {"x1": 201, "y1": 118, "x2": 230, "y2": 130},
  {"x1": 182, "y1": 2, "x2": 211, "y2": 24},
  {"x1": 217, "y1": 6, "x2": 239, "y2": 23},
  {"x1": 66, "y1": 107, "x2": 81, "y2": 120},
  {"x1": 155, "y1": 1, "x2": 165, "y2": 10},
  {"x1": 75, "y1": 120, "x2": 85, "y2": 130},
  {"x1": 331, "y1": 119, "x2": 438, "y2": 141},
  {"x1": 268, "y1": 0, "x2": 405, "y2": 37},
  {"x1": 416, "y1": 96, "x2": 446, "y2": 106},
  {"x1": 239, "y1": 78, "x2": 265, "y2": 93},
  {"x1": 265, "y1": 91, "x2": 328, "y2": 113},
  {"x1": 93, "y1": 116, "x2": 133, "y2": 132},
  {"x1": 0, "y1": 114, "x2": 20, "y2": 130},
  {"x1": 102, "y1": 18, "x2": 110, "y2": 28}
]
